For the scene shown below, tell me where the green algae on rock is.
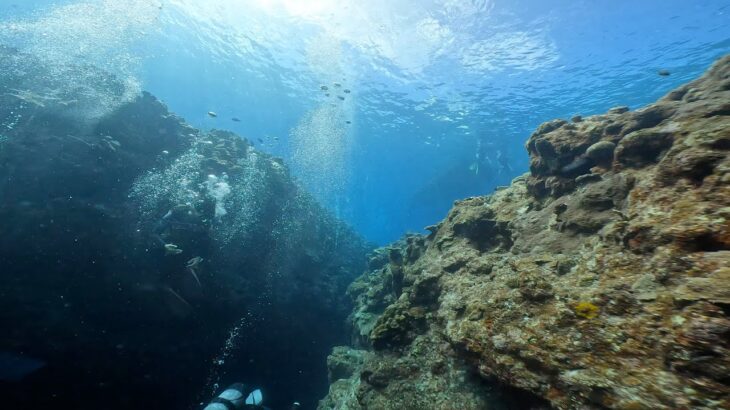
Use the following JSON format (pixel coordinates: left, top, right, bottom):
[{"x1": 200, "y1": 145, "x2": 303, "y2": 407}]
[{"x1": 319, "y1": 55, "x2": 730, "y2": 409}]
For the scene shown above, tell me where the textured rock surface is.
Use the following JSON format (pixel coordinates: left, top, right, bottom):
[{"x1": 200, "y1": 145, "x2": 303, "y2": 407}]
[{"x1": 319, "y1": 55, "x2": 730, "y2": 409}]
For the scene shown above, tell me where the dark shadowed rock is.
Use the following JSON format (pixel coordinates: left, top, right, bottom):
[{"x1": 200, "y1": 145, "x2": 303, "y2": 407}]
[{"x1": 0, "y1": 48, "x2": 369, "y2": 410}]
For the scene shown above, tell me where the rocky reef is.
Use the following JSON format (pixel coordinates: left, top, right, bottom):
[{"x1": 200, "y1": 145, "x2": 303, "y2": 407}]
[
  {"x1": 319, "y1": 55, "x2": 730, "y2": 409},
  {"x1": 0, "y1": 47, "x2": 369, "y2": 410}
]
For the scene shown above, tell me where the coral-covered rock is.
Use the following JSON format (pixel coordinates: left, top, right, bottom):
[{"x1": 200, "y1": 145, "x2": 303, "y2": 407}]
[{"x1": 320, "y1": 55, "x2": 730, "y2": 409}]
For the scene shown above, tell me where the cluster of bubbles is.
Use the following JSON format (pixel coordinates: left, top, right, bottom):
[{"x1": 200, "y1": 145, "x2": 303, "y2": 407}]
[
  {"x1": 290, "y1": 103, "x2": 352, "y2": 207},
  {"x1": 129, "y1": 147, "x2": 205, "y2": 226},
  {"x1": 290, "y1": 32, "x2": 355, "y2": 212},
  {"x1": 131, "y1": 139, "x2": 356, "y2": 402},
  {"x1": 211, "y1": 151, "x2": 270, "y2": 246},
  {"x1": 0, "y1": 0, "x2": 162, "y2": 121},
  {"x1": 0, "y1": 105, "x2": 23, "y2": 147},
  {"x1": 205, "y1": 173, "x2": 232, "y2": 219},
  {"x1": 129, "y1": 142, "x2": 275, "y2": 249},
  {"x1": 201, "y1": 310, "x2": 258, "y2": 400}
]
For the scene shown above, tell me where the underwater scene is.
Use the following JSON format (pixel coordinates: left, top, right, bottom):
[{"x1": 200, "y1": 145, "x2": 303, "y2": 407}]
[{"x1": 0, "y1": 1, "x2": 729, "y2": 409}]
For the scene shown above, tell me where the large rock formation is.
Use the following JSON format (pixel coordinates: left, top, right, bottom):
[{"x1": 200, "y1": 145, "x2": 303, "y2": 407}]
[
  {"x1": 319, "y1": 56, "x2": 730, "y2": 409},
  {"x1": 0, "y1": 47, "x2": 369, "y2": 410}
]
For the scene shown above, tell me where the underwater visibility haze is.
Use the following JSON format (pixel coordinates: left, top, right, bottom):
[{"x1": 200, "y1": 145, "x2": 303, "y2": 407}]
[{"x1": 0, "y1": 1, "x2": 729, "y2": 409}]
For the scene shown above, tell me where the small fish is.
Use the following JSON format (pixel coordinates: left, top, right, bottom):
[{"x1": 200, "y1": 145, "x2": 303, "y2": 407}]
[
  {"x1": 345, "y1": 121, "x2": 351, "y2": 124},
  {"x1": 343, "y1": 89, "x2": 351, "y2": 93},
  {"x1": 325, "y1": 93, "x2": 330, "y2": 97},
  {"x1": 657, "y1": 69, "x2": 670, "y2": 77},
  {"x1": 258, "y1": 138, "x2": 264, "y2": 143},
  {"x1": 231, "y1": 117, "x2": 241, "y2": 122},
  {"x1": 337, "y1": 96, "x2": 345, "y2": 101},
  {"x1": 333, "y1": 82, "x2": 341, "y2": 88},
  {"x1": 186, "y1": 256, "x2": 203, "y2": 268},
  {"x1": 320, "y1": 85, "x2": 329, "y2": 91},
  {"x1": 207, "y1": 111, "x2": 218, "y2": 118},
  {"x1": 161, "y1": 150, "x2": 169, "y2": 155},
  {"x1": 164, "y1": 243, "x2": 183, "y2": 255}
]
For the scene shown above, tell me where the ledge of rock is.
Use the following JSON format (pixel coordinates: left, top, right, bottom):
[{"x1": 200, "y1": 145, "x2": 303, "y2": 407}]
[{"x1": 319, "y1": 55, "x2": 730, "y2": 409}]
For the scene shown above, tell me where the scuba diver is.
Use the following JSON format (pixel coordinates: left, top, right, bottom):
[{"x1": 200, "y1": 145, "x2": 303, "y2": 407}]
[
  {"x1": 203, "y1": 383, "x2": 301, "y2": 410},
  {"x1": 496, "y1": 149, "x2": 513, "y2": 176}
]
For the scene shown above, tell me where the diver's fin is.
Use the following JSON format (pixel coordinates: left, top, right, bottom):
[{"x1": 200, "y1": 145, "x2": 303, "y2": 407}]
[{"x1": 245, "y1": 388, "x2": 263, "y2": 405}]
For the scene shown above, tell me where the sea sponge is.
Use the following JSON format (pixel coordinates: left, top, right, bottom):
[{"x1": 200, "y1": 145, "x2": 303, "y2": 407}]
[{"x1": 574, "y1": 302, "x2": 600, "y2": 319}]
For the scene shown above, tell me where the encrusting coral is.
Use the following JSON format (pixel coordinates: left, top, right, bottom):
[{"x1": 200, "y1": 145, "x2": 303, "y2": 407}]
[
  {"x1": 574, "y1": 301, "x2": 599, "y2": 319},
  {"x1": 318, "y1": 55, "x2": 730, "y2": 409}
]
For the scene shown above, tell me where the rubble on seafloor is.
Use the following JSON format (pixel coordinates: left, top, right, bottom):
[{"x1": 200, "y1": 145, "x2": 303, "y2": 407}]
[{"x1": 319, "y1": 55, "x2": 730, "y2": 409}]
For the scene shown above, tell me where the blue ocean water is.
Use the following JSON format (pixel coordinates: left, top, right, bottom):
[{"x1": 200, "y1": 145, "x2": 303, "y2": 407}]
[
  {"x1": 2, "y1": 0, "x2": 728, "y2": 244},
  {"x1": 0, "y1": 2, "x2": 729, "y2": 409}
]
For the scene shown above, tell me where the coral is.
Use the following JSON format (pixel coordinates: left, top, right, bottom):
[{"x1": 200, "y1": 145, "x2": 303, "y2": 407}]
[
  {"x1": 574, "y1": 302, "x2": 599, "y2": 319},
  {"x1": 320, "y1": 55, "x2": 730, "y2": 410}
]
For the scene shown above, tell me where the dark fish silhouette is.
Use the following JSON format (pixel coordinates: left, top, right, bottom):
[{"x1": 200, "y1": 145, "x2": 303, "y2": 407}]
[
  {"x1": 231, "y1": 117, "x2": 241, "y2": 122},
  {"x1": 343, "y1": 89, "x2": 351, "y2": 93},
  {"x1": 658, "y1": 69, "x2": 670, "y2": 76},
  {"x1": 320, "y1": 85, "x2": 328, "y2": 91},
  {"x1": 337, "y1": 96, "x2": 345, "y2": 101},
  {"x1": 207, "y1": 111, "x2": 217, "y2": 118}
]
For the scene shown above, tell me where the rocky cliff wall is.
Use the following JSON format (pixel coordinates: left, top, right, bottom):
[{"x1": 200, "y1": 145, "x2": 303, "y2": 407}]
[
  {"x1": 0, "y1": 46, "x2": 370, "y2": 410},
  {"x1": 319, "y1": 55, "x2": 730, "y2": 410}
]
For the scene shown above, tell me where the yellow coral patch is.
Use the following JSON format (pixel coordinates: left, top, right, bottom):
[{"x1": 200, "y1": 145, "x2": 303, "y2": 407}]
[{"x1": 574, "y1": 302, "x2": 599, "y2": 319}]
